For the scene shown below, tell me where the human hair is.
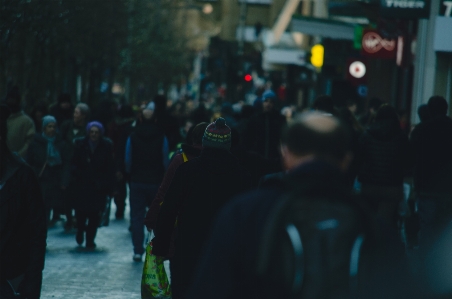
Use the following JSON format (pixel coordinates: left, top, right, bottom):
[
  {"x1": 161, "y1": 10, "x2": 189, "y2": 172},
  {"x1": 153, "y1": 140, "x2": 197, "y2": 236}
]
[
  {"x1": 75, "y1": 103, "x2": 90, "y2": 118},
  {"x1": 281, "y1": 112, "x2": 351, "y2": 161},
  {"x1": 417, "y1": 104, "x2": 430, "y2": 122},
  {"x1": 374, "y1": 104, "x2": 400, "y2": 130},
  {"x1": 428, "y1": 95, "x2": 448, "y2": 117},
  {"x1": 190, "y1": 122, "x2": 209, "y2": 146}
]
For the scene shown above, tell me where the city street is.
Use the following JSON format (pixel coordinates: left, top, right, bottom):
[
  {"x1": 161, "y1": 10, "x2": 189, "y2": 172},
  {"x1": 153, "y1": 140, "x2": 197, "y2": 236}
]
[{"x1": 41, "y1": 205, "x2": 165, "y2": 298}]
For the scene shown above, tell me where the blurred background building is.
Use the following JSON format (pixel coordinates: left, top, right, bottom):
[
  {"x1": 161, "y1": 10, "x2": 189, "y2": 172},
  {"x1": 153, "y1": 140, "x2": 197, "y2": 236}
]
[{"x1": 2, "y1": 0, "x2": 451, "y2": 122}]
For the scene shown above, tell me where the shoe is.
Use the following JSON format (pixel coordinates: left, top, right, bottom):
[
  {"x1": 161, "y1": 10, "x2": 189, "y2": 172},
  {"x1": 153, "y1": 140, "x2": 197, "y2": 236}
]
[
  {"x1": 86, "y1": 242, "x2": 96, "y2": 249},
  {"x1": 76, "y1": 231, "x2": 84, "y2": 245},
  {"x1": 133, "y1": 254, "x2": 142, "y2": 262}
]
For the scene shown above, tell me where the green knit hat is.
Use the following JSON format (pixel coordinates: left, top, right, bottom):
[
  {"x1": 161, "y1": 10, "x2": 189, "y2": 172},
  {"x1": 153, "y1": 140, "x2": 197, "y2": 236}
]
[{"x1": 202, "y1": 118, "x2": 231, "y2": 150}]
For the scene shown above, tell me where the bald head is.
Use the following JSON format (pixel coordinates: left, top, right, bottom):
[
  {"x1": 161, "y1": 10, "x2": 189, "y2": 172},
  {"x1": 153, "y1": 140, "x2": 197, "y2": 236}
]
[
  {"x1": 281, "y1": 112, "x2": 351, "y2": 166},
  {"x1": 300, "y1": 112, "x2": 340, "y2": 133}
]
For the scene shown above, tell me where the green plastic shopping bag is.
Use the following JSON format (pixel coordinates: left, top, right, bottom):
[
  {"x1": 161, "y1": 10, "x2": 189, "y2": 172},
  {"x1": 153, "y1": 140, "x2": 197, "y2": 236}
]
[{"x1": 141, "y1": 241, "x2": 172, "y2": 299}]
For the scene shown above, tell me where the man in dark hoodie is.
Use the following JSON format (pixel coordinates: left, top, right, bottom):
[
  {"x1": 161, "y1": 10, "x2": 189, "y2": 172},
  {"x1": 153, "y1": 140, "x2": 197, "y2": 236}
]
[
  {"x1": 125, "y1": 102, "x2": 169, "y2": 262},
  {"x1": 153, "y1": 118, "x2": 252, "y2": 299},
  {"x1": 0, "y1": 104, "x2": 47, "y2": 299}
]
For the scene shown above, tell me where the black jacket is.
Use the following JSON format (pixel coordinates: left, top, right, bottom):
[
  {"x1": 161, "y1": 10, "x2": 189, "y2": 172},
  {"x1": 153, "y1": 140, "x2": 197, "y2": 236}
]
[
  {"x1": 0, "y1": 151, "x2": 47, "y2": 299},
  {"x1": 357, "y1": 121, "x2": 411, "y2": 186},
  {"x1": 129, "y1": 122, "x2": 165, "y2": 184},
  {"x1": 153, "y1": 147, "x2": 252, "y2": 296},
  {"x1": 186, "y1": 160, "x2": 412, "y2": 299},
  {"x1": 410, "y1": 116, "x2": 452, "y2": 194},
  {"x1": 71, "y1": 137, "x2": 115, "y2": 212}
]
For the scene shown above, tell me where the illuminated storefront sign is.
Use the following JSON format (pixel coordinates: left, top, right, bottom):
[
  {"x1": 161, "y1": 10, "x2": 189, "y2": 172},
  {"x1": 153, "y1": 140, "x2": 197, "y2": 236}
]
[{"x1": 361, "y1": 30, "x2": 397, "y2": 59}]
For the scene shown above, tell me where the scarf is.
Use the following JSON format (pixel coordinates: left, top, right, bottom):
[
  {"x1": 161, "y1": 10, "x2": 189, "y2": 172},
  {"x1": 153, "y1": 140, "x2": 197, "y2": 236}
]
[{"x1": 42, "y1": 132, "x2": 62, "y2": 166}]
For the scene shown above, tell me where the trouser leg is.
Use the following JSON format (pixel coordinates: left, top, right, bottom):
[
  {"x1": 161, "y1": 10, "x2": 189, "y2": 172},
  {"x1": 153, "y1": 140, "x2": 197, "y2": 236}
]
[
  {"x1": 114, "y1": 179, "x2": 127, "y2": 218},
  {"x1": 86, "y1": 210, "x2": 100, "y2": 244},
  {"x1": 76, "y1": 210, "x2": 88, "y2": 233},
  {"x1": 130, "y1": 183, "x2": 147, "y2": 255}
]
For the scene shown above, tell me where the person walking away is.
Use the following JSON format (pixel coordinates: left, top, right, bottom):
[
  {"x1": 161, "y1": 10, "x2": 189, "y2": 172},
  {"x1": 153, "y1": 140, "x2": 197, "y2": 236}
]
[
  {"x1": 357, "y1": 104, "x2": 411, "y2": 228},
  {"x1": 144, "y1": 122, "x2": 208, "y2": 233},
  {"x1": 26, "y1": 115, "x2": 71, "y2": 225},
  {"x1": 153, "y1": 117, "x2": 252, "y2": 299},
  {"x1": 49, "y1": 93, "x2": 74, "y2": 126},
  {"x1": 60, "y1": 103, "x2": 91, "y2": 230},
  {"x1": 71, "y1": 121, "x2": 115, "y2": 248},
  {"x1": 243, "y1": 90, "x2": 286, "y2": 161},
  {"x1": 110, "y1": 104, "x2": 136, "y2": 219},
  {"x1": 0, "y1": 104, "x2": 47, "y2": 299},
  {"x1": 4, "y1": 86, "x2": 36, "y2": 158},
  {"x1": 125, "y1": 102, "x2": 169, "y2": 261},
  {"x1": 410, "y1": 96, "x2": 452, "y2": 249},
  {"x1": 185, "y1": 112, "x2": 412, "y2": 299}
]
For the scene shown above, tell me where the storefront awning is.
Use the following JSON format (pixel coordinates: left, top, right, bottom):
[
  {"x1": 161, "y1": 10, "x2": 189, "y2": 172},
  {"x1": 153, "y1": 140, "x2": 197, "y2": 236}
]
[{"x1": 291, "y1": 16, "x2": 355, "y2": 40}]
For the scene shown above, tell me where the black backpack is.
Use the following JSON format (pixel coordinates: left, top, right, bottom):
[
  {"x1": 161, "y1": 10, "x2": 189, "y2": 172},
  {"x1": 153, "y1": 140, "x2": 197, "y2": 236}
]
[{"x1": 256, "y1": 193, "x2": 368, "y2": 299}]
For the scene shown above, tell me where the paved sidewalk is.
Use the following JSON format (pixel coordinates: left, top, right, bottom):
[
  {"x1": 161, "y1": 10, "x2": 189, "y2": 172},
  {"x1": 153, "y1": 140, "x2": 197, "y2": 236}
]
[{"x1": 41, "y1": 205, "x2": 165, "y2": 299}]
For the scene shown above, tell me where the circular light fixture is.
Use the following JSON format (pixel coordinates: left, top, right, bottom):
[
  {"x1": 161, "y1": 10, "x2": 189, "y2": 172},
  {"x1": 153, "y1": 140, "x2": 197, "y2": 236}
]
[
  {"x1": 203, "y1": 4, "x2": 213, "y2": 14},
  {"x1": 349, "y1": 61, "x2": 366, "y2": 79}
]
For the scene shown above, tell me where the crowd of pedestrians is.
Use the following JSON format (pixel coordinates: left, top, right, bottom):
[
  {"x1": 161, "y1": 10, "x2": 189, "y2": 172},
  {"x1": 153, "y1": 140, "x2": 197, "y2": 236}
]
[{"x1": 1, "y1": 83, "x2": 451, "y2": 298}]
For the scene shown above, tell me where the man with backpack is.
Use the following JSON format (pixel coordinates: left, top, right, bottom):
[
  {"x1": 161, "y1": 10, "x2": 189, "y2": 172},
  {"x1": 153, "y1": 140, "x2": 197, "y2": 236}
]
[{"x1": 186, "y1": 112, "x2": 414, "y2": 299}]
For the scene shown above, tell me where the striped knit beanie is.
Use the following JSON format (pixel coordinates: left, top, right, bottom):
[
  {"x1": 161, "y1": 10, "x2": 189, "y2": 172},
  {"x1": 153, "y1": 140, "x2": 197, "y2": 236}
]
[{"x1": 202, "y1": 118, "x2": 231, "y2": 150}]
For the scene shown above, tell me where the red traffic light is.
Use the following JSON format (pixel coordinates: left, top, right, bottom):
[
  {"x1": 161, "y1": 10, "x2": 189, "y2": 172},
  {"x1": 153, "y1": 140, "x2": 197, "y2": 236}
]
[{"x1": 244, "y1": 74, "x2": 252, "y2": 82}]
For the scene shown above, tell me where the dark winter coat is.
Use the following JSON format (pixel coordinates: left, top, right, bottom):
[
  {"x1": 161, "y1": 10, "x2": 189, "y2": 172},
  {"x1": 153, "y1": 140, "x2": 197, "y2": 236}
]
[
  {"x1": 410, "y1": 116, "x2": 452, "y2": 195},
  {"x1": 185, "y1": 160, "x2": 412, "y2": 299},
  {"x1": 129, "y1": 122, "x2": 165, "y2": 184},
  {"x1": 242, "y1": 110, "x2": 286, "y2": 160},
  {"x1": 144, "y1": 144, "x2": 202, "y2": 231},
  {"x1": 71, "y1": 137, "x2": 115, "y2": 212},
  {"x1": 0, "y1": 151, "x2": 47, "y2": 299},
  {"x1": 357, "y1": 121, "x2": 411, "y2": 187},
  {"x1": 26, "y1": 134, "x2": 71, "y2": 211},
  {"x1": 153, "y1": 147, "x2": 252, "y2": 297}
]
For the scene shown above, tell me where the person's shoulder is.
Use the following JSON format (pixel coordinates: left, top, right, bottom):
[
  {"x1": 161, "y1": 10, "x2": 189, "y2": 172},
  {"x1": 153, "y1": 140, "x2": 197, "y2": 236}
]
[
  {"x1": 220, "y1": 188, "x2": 283, "y2": 220},
  {"x1": 19, "y1": 111, "x2": 35, "y2": 124}
]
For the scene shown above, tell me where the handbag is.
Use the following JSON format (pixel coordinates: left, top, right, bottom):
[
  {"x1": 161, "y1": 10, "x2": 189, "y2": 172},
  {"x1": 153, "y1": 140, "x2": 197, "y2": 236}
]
[{"x1": 141, "y1": 241, "x2": 172, "y2": 299}]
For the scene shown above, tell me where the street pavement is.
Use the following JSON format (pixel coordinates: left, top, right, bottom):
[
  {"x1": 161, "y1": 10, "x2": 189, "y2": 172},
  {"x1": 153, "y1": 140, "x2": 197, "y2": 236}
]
[{"x1": 41, "y1": 205, "x2": 168, "y2": 299}]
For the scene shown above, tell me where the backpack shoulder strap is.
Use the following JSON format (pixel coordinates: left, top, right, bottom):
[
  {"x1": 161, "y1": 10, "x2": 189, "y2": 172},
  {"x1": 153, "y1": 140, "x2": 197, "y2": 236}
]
[{"x1": 182, "y1": 152, "x2": 188, "y2": 162}]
